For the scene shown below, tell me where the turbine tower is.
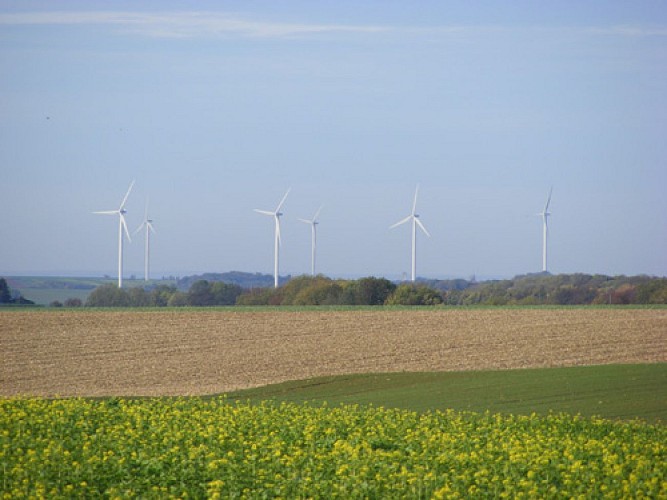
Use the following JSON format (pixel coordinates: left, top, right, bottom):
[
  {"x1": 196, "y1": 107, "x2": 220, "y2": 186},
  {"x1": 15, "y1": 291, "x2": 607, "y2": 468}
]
[
  {"x1": 538, "y1": 187, "x2": 553, "y2": 273},
  {"x1": 390, "y1": 184, "x2": 430, "y2": 282},
  {"x1": 254, "y1": 189, "x2": 290, "y2": 288},
  {"x1": 93, "y1": 180, "x2": 135, "y2": 288},
  {"x1": 299, "y1": 205, "x2": 323, "y2": 276},
  {"x1": 135, "y1": 199, "x2": 155, "y2": 281}
]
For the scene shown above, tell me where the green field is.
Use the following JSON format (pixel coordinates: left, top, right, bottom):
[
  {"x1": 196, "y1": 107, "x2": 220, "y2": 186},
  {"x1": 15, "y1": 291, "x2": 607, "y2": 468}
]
[{"x1": 227, "y1": 363, "x2": 667, "y2": 424}]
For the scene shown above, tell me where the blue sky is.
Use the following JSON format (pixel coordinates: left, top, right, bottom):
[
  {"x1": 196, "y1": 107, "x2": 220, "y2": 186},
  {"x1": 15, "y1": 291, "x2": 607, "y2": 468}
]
[{"x1": 1, "y1": 1, "x2": 666, "y2": 280}]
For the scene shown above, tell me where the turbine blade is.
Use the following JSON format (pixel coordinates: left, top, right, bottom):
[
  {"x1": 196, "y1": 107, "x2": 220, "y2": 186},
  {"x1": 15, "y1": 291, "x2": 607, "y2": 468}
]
[
  {"x1": 147, "y1": 222, "x2": 156, "y2": 234},
  {"x1": 544, "y1": 186, "x2": 553, "y2": 212},
  {"x1": 275, "y1": 188, "x2": 291, "y2": 213},
  {"x1": 119, "y1": 180, "x2": 135, "y2": 210},
  {"x1": 93, "y1": 210, "x2": 117, "y2": 215},
  {"x1": 134, "y1": 222, "x2": 145, "y2": 235},
  {"x1": 390, "y1": 215, "x2": 412, "y2": 229},
  {"x1": 416, "y1": 218, "x2": 431, "y2": 237},
  {"x1": 254, "y1": 209, "x2": 274, "y2": 216},
  {"x1": 313, "y1": 204, "x2": 323, "y2": 221},
  {"x1": 298, "y1": 218, "x2": 312, "y2": 224},
  {"x1": 412, "y1": 184, "x2": 419, "y2": 215},
  {"x1": 120, "y1": 214, "x2": 132, "y2": 242}
]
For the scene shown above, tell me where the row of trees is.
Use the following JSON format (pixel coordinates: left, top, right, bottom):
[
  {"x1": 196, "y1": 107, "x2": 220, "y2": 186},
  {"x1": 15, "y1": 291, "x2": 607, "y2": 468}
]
[
  {"x1": 430, "y1": 273, "x2": 667, "y2": 306},
  {"x1": 85, "y1": 282, "x2": 244, "y2": 307},
  {"x1": 236, "y1": 276, "x2": 443, "y2": 306},
  {"x1": 83, "y1": 276, "x2": 444, "y2": 307}
]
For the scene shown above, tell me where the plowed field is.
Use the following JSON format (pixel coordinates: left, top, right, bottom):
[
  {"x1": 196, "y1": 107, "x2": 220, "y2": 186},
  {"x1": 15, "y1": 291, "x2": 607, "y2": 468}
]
[{"x1": 2, "y1": 308, "x2": 666, "y2": 397}]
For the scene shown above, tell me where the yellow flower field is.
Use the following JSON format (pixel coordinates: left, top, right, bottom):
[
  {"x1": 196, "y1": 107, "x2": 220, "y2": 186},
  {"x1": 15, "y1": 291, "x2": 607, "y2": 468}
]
[{"x1": 2, "y1": 397, "x2": 665, "y2": 498}]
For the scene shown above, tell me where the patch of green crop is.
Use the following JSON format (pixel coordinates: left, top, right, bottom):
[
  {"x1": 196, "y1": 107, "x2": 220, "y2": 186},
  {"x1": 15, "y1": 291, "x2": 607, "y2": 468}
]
[{"x1": 226, "y1": 364, "x2": 667, "y2": 424}]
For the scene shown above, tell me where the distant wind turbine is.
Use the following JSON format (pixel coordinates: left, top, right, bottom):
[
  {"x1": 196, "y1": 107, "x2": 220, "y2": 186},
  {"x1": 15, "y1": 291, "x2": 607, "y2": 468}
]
[
  {"x1": 93, "y1": 180, "x2": 135, "y2": 288},
  {"x1": 390, "y1": 184, "x2": 430, "y2": 282},
  {"x1": 299, "y1": 205, "x2": 323, "y2": 276},
  {"x1": 254, "y1": 189, "x2": 290, "y2": 288},
  {"x1": 134, "y1": 199, "x2": 155, "y2": 282},
  {"x1": 538, "y1": 187, "x2": 553, "y2": 273}
]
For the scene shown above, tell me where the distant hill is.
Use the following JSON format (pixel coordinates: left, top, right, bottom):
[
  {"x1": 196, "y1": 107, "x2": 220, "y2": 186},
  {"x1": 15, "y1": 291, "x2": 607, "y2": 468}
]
[
  {"x1": 5, "y1": 276, "x2": 103, "y2": 291},
  {"x1": 4, "y1": 276, "x2": 175, "y2": 306}
]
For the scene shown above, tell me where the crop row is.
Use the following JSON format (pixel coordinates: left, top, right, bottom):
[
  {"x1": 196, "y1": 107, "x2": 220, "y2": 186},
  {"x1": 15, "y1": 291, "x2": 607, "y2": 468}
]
[{"x1": 2, "y1": 398, "x2": 666, "y2": 498}]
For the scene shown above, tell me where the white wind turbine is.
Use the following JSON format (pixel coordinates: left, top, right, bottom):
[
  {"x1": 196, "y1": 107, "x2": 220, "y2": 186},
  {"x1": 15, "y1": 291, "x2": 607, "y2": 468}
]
[
  {"x1": 93, "y1": 180, "x2": 135, "y2": 288},
  {"x1": 299, "y1": 205, "x2": 323, "y2": 276},
  {"x1": 538, "y1": 187, "x2": 553, "y2": 273},
  {"x1": 254, "y1": 189, "x2": 290, "y2": 288},
  {"x1": 390, "y1": 184, "x2": 430, "y2": 282},
  {"x1": 134, "y1": 199, "x2": 155, "y2": 282}
]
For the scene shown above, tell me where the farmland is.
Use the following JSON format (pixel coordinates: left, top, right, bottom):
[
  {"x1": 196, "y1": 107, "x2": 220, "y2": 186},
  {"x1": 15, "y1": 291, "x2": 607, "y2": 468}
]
[
  {"x1": 3, "y1": 398, "x2": 666, "y2": 498},
  {"x1": 2, "y1": 307, "x2": 666, "y2": 498},
  {"x1": 2, "y1": 308, "x2": 665, "y2": 397}
]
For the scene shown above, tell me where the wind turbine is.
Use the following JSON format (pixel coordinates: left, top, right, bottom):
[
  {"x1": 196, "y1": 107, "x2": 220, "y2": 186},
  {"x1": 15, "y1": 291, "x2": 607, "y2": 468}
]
[
  {"x1": 134, "y1": 199, "x2": 155, "y2": 282},
  {"x1": 299, "y1": 205, "x2": 323, "y2": 276},
  {"x1": 254, "y1": 189, "x2": 290, "y2": 288},
  {"x1": 93, "y1": 180, "x2": 135, "y2": 288},
  {"x1": 538, "y1": 187, "x2": 553, "y2": 273},
  {"x1": 390, "y1": 184, "x2": 430, "y2": 282}
]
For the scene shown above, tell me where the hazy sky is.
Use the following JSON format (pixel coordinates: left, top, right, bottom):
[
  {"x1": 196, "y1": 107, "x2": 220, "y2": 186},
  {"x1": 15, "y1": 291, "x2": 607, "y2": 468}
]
[{"x1": 1, "y1": 1, "x2": 666, "y2": 280}]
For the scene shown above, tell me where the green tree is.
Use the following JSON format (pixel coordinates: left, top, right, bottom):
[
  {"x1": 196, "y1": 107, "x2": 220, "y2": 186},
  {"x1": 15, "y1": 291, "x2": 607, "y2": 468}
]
[
  {"x1": 167, "y1": 291, "x2": 188, "y2": 307},
  {"x1": 236, "y1": 288, "x2": 275, "y2": 306},
  {"x1": 278, "y1": 276, "x2": 324, "y2": 305},
  {"x1": 355, "y1": 277, "x2": 397, "y2": 305},
  {"x1": 86, "y1": 284, "x2": 130, "y2": 307},
  {"x1": 0, "y1": 278, "x2": 11, "y2": 303},
  {"x1": 210, "y1": 282, "x2": 243, "y2": 305},
  {"x1": 386, "y1": 284, "x2": 443, "y2": 305},
  {"x1": 187, "y1": 280, "x2": 215, "y2": 306},
  {"x1": 293, "y1": 281, "x2": 343, "y2": 305},
  {"x1": 636, "y1": 279, "x2": 667, "y2": 304},
  {"x1": 127, "y1": 287, "x2": 150, "y2": 307},
  {"x1": 150, "y1": 285, "x2": 177, "y2": 307}
]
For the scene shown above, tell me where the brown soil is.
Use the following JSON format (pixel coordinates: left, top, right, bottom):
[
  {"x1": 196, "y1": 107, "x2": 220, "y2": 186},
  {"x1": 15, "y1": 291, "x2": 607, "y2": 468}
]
[{"x1": 1, "y1": 308, "x2": 665, "y2": 397}]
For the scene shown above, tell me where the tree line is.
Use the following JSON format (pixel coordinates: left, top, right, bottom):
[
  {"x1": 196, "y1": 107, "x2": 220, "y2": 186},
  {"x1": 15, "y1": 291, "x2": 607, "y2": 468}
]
[
  {"x1": 10, "y1": 272, "x2": 664, "y2": 308},
  {"x1": 83, "y1": 276, "x2": 445, "y2": 307},
  {"x1": 89, "y1": 273, "x2": 667, "y2": 307},
  {"x1": 427, "y1": 273, "x2": 667, "y2": 306}
]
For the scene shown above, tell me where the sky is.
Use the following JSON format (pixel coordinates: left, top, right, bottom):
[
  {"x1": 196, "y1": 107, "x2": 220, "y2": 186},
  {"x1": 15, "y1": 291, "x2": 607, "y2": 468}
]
[{"x1": 1, "y1": 1, "x2": 666, "y2": 281}]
